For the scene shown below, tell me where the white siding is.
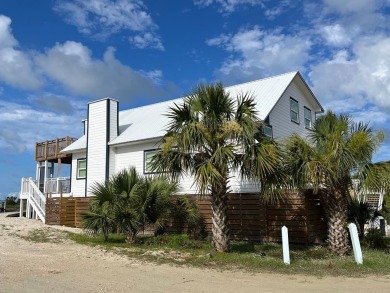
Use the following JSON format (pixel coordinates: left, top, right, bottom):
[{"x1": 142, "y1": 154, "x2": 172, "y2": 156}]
[
  {"x1": 71, "y1": 151, "x2": 87, "y2": 196},
  {"x1": 269, "y1": 81, "x2": 316, "y2": 141},
  {"x1": 114, "y1": 140, "x2": 261, "y2": 194},
  {"x1": 114, "y1": 141, "x2": 275, "y2": 194},
  {"x1": 114, "y1": 140, "x2": 197, "y2": 194},
  {"x1": 229, "y1": 171, "x2": 261, "y2": 193},
  {"x1": 108, "y1": 100, "x2": 118, "y2": 177},
  {"x1": 86, "y1": 100, "x2": 108, "y2": 196}
]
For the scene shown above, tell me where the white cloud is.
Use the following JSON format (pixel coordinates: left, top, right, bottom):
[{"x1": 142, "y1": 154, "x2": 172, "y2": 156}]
[
  {"x1": 28, "y1": 93, "x2": 76, "y2": 115},
  {"x1": 309, "y1": 35, "x2": 390, "y2": 110},
  {"x1": 319, "y1": 24, "x2": 351, "y2": 47},
  {"x1": 0, "y1": 97, "x2": 86, "y2": 153},
  {"x1": 351, "y1": 106, "x2": 390, "y2": 127},
  {"x1": 311, "y1": 0, "x2": 389, "y2": 38},
  {"x1": 0, "y1": 15, "x2": 17, "y2": 48},
  {"x1": 323, "y1": 0, "x2": 381, "y2": 15},
  {"x1": 0, "y1": 15, "x2": 42, "y2": 90},
  {"x1": 207, "y1": 27, "x2": 311, "y2": 83},
  {"x1": 35, "y1": 41, "x2": 167, "y2": 101},
  {"x1": 139, "y1": 69, "x2": 163, "y2": 85},
  {"x1": 264, "y1": 0, "x2": 294, "y2": 19},
  {"x1": 0, "y1": 15, "x2": 173, "y2": 104},
  {"x1": 194, "y1": 0, "x2": 264, "y2": 13},
  {"x1": 54, "y1": 0, "x2": 163, "y2": 49},
  {"x1": 130, "y1": 32, "x2": 164, "y2": 50}
]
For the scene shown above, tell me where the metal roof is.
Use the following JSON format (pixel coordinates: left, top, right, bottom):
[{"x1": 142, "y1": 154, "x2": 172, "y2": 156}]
[
  {"x1": 62, "y1": 71, "x2": 322, "y2": 151},
  {"x1": 61, "y1": 134, "x2": 86, "y2": 153}
]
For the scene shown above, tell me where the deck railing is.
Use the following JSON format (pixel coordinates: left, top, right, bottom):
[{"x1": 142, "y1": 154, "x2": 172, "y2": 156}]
[
  {"x1": 45, "y1": 177, "x2": 71, "y2": 194},
  {"x1": 20, "y1": 178, "x2": 46, "y2": 222},
  {"x1": 35, "y1": 136, "x2": 77, "y2": 162}
]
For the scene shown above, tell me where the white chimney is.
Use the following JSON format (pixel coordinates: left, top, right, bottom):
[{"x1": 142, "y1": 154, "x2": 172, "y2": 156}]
[{"x1": 85, "y1": 98, "x2": 118, "y2": 196}]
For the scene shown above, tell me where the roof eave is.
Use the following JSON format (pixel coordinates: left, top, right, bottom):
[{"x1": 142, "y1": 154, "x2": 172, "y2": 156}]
[
  {"x1": 296, "y1": 72, "x2": 324, "y2": 113},
  {"x1": 109, "y1": 136, "x2": 163, "y2": 147}
]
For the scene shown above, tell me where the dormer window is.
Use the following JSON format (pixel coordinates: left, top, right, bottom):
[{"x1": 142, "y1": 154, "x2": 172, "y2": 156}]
[{"x1": 290, "y1": 98, "x2": 299, "y2": 124}]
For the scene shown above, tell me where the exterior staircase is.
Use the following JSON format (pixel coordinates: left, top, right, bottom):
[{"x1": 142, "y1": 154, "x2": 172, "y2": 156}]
[{"x1": 20, "y1": 178, "x2": 46, "y2": 223}]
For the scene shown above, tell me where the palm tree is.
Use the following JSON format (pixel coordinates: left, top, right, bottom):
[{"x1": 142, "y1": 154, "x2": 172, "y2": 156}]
[
  {"x1": 111, "y1": 168, "x2": 140, "y2": 242},
  {"x1": 134, "y1": 175, "x2": 180, "y2": 235},
  {"x1": 84, "y1": 167, "x2": 202, "y2": 242},
  {"x1": 284, "y1": 111, "x2": 390, "y2": 255},
  {"x1": 83, "y1": 180, "x2": 116, "y2": 241},
  {"x1": 348, "y1": 198, "x2": 375, "y2": 239},
  {"x1": 153, "y1": 83, "x2": 284, "y2": 252}
]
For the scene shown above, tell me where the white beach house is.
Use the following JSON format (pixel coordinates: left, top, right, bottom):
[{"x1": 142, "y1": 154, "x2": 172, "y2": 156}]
[{"x1": 20, "y1": 71, "x2": 324, "y2": 223}]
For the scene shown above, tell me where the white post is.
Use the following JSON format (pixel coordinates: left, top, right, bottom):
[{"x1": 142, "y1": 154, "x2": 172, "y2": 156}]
[
  {"x1": 282, "y1": 226, "x2": 290, "y2": 265},
  {"x1": 44, "y1": 160, "x2": 48, "y2": 193},
  {"x1": 35, "y1": 162, "x2": 39, "y2": 181},
  {"x1": 20, "y1": 199, "x2": 23, "y2": 217},
  {"x1": 348, "y1": 223, "x2": 363, "y2": 265},
  {"x1": 378, "y1": 191, "x2": 384, "y2": 210},
  {"x1": 56, "y1": 178, "x2": 60, "y2": 194},
  {"x1": 26, "y1": 200, "x2": 30, "y2": 219}
]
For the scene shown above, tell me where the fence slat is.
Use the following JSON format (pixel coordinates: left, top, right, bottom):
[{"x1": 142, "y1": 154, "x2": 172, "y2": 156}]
[{"x1": 46, "y1": 191, "x2": 326, "y2": 244}]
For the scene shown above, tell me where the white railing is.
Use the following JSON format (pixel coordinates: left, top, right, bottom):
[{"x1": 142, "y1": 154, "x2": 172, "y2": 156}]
[
  {"x1": 45, "y1": 177, "x2": 71, "y2": 194},
  {"x1": 351, "y1": 179, "x2": 384, "y2": 210},
  {"x1": 20, "y1": 178, "x2": 46, "y2": 223}
]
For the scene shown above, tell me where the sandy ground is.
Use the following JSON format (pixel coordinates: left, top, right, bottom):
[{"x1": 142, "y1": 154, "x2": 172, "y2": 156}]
[{"x1": 1, "y1": 214, "x2": 389, "y2": 293}]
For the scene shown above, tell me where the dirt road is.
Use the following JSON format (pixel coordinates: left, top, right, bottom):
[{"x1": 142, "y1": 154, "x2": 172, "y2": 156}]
[{"x1": 0, "y1": 215, "x2": 389, "y2": 292}]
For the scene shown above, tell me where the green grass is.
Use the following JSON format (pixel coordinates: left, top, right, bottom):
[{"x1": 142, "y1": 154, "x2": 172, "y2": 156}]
[
  {"x1": 66, "y1": 232, "x2": 390, "y2": 277},
  {"x1": 21, "y1": 229, "x2": 69, "y2": 243}
]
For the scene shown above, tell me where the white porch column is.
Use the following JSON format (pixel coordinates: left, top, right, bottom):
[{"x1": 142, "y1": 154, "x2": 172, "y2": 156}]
[
  {"x1": 36, "y1": 162, "x2": 39, "y2": 181},
  {"x1": 50, "y1": 162, "x2": 54, "y2": 178},
  {"x1": 44, "y1": 160, "x2": 48, "y2": 193}
]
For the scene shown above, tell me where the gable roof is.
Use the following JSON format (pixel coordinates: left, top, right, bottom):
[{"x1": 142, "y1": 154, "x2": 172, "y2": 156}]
[{"x1": 62, "y1": 71, "x2": 323, "y2": 152}]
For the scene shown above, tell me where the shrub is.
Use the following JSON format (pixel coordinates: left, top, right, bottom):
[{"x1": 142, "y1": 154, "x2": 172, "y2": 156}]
[
  {"x1": 348, "y1": 198, "x2": 375, "y2": 239},
  {"x1": 363, "y1": 228, "x2": 388, "y2": 249}
]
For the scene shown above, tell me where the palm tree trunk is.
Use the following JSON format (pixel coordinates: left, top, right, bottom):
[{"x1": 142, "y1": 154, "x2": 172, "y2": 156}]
[
  {"x1": 325, "y1": 192, "x2": 350, "y2": 255},
  {"x1": 211, "y1": 188, "x2": 230, "y2": 252}
]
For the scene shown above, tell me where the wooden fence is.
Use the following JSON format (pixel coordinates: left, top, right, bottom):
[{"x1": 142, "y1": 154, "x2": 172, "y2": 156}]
[
  {"x1": 45, "y1": 191, "x2": 327, "y2": 244},
  {"x1": 45, "y1": 197, "x2": 90, "y2": 228},
  {"x1": 185, "y1": 190, "x2": 326, "y2": 244}
]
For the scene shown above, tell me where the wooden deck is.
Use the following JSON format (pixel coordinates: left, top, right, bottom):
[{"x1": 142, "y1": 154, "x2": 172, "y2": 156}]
[{"x1": 35, "y1": 136, "x2": 77, "y2": 163}]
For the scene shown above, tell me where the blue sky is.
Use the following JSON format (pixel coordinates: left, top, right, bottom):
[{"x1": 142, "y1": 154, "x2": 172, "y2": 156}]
[{"x1": 1, "y1": 0, "x2": 390, "y2": 199}]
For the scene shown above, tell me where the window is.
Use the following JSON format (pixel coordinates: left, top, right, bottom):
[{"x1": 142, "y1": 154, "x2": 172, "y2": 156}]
[
  {"x1": 77, "y1": 159, "x2": 86, "y2": 179},
  {"x1": 290, "y1": 98, "x2": 299, "y2": 124},
  {"x1": 304, "y1": 107, "x2": 312, "y2": 129},
  {"x1": 262, "y1": 117, "x2": 273, "y2": 138},
  {"x1": 144, "y1": 149, "x2": 160, "y2": 174},
  {"x1": 262, "y1": 125, "x2": 273, "y2": 138}
]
